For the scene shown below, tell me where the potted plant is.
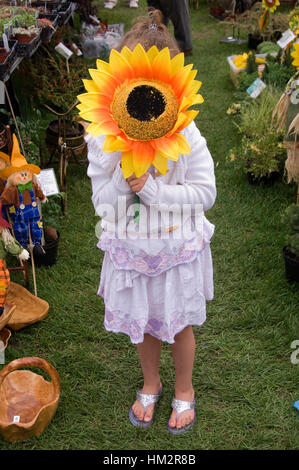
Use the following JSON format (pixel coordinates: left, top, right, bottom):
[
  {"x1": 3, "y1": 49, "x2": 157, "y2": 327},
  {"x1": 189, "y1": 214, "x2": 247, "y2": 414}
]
[
  {"x1": 19, "y1": 39, "x2": 89, "y2": 153},
  {"x1": 282, "y1": 204, "x2": 299, "y2": 282},
  {"x1": 227, "y1": 86, "x2": 287, "y2": 183}
]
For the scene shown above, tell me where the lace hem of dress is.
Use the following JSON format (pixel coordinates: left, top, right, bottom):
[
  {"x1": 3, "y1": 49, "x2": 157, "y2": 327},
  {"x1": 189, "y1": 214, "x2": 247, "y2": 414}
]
[
  {"x1": 103, "y1": 308, "x2": 206, "y2": 344},
  {"x1": 98, "y1": 233, "x2": 205, "y2": 277}
]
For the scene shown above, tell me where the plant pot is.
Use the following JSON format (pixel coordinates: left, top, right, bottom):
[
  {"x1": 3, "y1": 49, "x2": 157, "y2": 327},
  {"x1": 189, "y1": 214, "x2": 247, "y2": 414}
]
[
  {"x1": 248, "y1": 34, "x2": 263, "y2": 50},
  {"x1": 247, "y1": 171, "x2": 280, "y2": 186},
  {"x1": 0, "y1": 40, "x2": 17, "y2": 81},
  {"x1": 283, "y1": 246, "x2": 299, "y2": 283},
  {"x1": 46, "y1": 120, "x2": 85, "y2": 150},
  {"x1": 34, "y1": 231, "x2": 60, "y2": 268},
  {"x1": 15, "y1": 31, "x2": 41, "y2": 57},
  {"x1": 39, "y1": 14, "x2": 59, "y2": 42}
]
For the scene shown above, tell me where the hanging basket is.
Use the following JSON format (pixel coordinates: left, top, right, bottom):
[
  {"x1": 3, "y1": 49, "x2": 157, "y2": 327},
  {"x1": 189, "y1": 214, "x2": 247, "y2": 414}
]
[
  {"x1": 0, "y1": 328, "x2": 12, "y2": 352},
  {"x1": 6, "y1": 282, "x2": 49, "y2": 331},
  {"x1": 0, "y1": 303, "x2": 16, "y2": 332},
  {"x1": 0, "y1": 357, "x2": 60, "y2": 442}
]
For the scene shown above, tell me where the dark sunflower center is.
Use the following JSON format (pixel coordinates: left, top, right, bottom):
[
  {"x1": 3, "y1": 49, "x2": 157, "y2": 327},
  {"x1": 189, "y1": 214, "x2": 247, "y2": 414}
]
[{"x1": 126, "y1": 85, "x2": 166, "y2": 122}]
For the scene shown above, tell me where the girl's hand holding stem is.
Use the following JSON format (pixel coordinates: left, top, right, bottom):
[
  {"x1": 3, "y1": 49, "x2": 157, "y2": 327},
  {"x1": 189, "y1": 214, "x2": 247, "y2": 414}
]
[{"x1": 126, "y1": 173, "x2": 149, "y2": 193}]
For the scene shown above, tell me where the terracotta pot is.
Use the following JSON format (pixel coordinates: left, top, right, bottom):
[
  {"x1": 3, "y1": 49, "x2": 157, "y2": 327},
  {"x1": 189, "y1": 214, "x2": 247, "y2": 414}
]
[{"x1": 0, "y1": 357, "x2": 60, "y2": 442}]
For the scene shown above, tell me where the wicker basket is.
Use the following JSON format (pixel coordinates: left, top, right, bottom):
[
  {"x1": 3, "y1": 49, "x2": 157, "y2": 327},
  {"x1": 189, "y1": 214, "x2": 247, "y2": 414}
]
[
  {"x1": 6, "y1": 282, "x2": 49, "y2": 331},
  {"x1": 0, "y1": 328, "x2": 11, "y2": 352},
  {"x1": 0, "y1": 304, "x2": 16, "y2": 332},
  {"x1": 0, "y1": 357, "x2": 60, "y2": 442}
]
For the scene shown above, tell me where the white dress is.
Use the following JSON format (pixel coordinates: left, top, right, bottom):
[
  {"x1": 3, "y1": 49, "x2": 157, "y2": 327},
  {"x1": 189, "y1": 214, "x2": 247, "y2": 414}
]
[{"x1": 86, "y1": 121, "x2": 216, "y2": 344}]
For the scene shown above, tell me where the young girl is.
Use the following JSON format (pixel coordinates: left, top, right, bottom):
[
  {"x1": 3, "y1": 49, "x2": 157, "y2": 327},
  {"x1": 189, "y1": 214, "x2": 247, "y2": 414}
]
[{"x1": 84, "y1": 10, "x2": 216, "y2": 434}]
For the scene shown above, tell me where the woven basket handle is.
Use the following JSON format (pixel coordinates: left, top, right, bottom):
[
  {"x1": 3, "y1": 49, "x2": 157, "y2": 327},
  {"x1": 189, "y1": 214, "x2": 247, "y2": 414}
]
[{"x1": 0, "y1": 357, "x2": 60, "y2": 396}]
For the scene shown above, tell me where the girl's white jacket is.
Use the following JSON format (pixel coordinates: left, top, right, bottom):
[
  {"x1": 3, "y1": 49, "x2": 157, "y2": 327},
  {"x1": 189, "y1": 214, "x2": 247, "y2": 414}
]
[{"x1": 86, "y1": 121, "x2": 216, "y2": 243}]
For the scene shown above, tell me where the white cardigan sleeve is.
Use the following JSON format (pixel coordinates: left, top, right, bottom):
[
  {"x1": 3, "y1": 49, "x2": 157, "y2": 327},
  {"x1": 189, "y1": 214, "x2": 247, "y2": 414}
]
[
  {"x1": 86, "y1": 134, "x2": 133, "y2": 219},
  {"x1": 137, "y1": 122, "x2": 216, "y2": 212}
]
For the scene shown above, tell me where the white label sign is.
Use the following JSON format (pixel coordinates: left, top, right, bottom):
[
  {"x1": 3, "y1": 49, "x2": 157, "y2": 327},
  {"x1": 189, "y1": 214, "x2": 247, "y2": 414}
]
[
  {"x1": 55, "y1": 42, "x2": 73, "y2": 60},
  {"x1": 247, "y1": 78, "x2": 267, "y2": 99},
  {"x1": 36, "y1": 168, "x2": 60, "y2": 196},
  {"x1": 277, "y1": 29, "x2": 296, "y2": 49}
]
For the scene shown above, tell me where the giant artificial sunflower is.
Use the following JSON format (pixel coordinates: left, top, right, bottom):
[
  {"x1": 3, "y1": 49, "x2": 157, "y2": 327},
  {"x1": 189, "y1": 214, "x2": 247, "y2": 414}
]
[
  {"x1": 291, "y1": 43, "x2": 299, "y2": 69},
  {"x1": 77, "y1": 44, "x2": 203, "y2": 178},
  {"x1": 262, "y1": 0, "x2": 280, "y2": 13}
]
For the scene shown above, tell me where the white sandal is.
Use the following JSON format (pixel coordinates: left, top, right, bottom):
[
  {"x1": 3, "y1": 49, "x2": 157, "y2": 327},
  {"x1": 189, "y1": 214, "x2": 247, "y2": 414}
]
[
  {"x1": 129, "y1": 386, "x2": 163, "y2": 428},
  {"x1": 168, "y1": 397, "x2": 196, "y2": 434}
]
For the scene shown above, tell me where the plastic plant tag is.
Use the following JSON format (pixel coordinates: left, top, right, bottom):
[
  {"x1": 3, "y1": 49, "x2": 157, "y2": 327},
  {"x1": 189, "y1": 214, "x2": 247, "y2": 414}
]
[
  {"x1": 36, "y1": 169, "x2": 60, "y2": 197},
  {"x1": 293, "y1": 401, "x2": 299, "y2": 415},
  {"x1": 277, "y1": 29, "x2": 296, "y2": 49},
  {"x1": 71, "y1": 43, "x2": 82, "y2": 56},
  {"x1": 3, "y1": 24, "x2": 9, "y2": 39},
  {"x1": 13, "y1": 416, "x2": 20, "y2": 423},
  {"x1": 246, "y1": 78, "x2": 266, "y2": 99},
  {"x1": 0, "y1": 82, "x2": 4, "y2": 105},
  {"x1": 2, "y1": 33, "x2": 10, "y2": 52},
  {"x1": 55, "y1": 42, "x2": 73, "y2": 60}
]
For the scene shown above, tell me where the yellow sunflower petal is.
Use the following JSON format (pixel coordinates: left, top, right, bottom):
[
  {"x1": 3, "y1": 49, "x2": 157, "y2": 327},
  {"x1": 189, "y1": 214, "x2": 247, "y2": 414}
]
[
  {"x1": 132, "y1": 142, "x2": 155, "y2": 177},
  {"x1": 152, "y1": 47, "x2": 172, "y2": 82},
  {"x1": 120, "y1": 45, "x2": 133, "y2": 63},
  {"x1": 103, "y1": 135, "x2": 132, "y2": 153},
  {"x1": 109, "y1": 49, "x2": 135, "y2": 81},
  {"x1": 146, "y1": 45, "x2": 160, "y2": 63},
  {"x1": 173, "y1": 132, "x2": 191, "y2": 155},
  {"x1": 170, "y1": 64, "x2": 194, "y2": 98},
  {"x1": 177, "y1": 110, "x2": 199, "y2": 131},
  {"x1": 82, "y1": 79, "x2": 101, "y2": 93},
  {"x1": 96, "y1": 59, "x2": 111, "y2": 74},
  {"x1": 79, "y1": 107, "x2": 111, "y2": 123},
  {"x1": 131, "y1": 44, "x2": 152, "y2": 79},
  {"x1": 169, "y1": 112, "x2": 188, "y2": 135},
  {"x1": 152, "y1": 135, "x2": 179, "y2": 161},
  {"x1": 153, "y1": 151, "x2": 168, "y2": 175},
  {"x1": 170, "y1": 53, "x2": 185, "y2": 77},
  {"x1": 77, "y1": 92, "x2": 110, "y2": 109},
  {"x1": 86, "y1": 123, "x2": 102, "y2": 136},
  {"x1": 121, "y1": 151, "x2": 134, "y2": 178},
  {"x1": 178, "y1": 94, "x2": 204, "y2": 113},
  {"x1": 86, "y1": 120, "x2": 120, "y2": 136},
  {"x1": 89, "y1": 69, "x2": 120, "y2": 97}
]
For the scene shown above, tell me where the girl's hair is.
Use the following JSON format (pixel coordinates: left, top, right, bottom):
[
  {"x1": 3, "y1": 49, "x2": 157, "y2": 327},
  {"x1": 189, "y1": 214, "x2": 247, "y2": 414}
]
[{"x1": 116, "y1": 9, "x2": 180, "y2": 58}]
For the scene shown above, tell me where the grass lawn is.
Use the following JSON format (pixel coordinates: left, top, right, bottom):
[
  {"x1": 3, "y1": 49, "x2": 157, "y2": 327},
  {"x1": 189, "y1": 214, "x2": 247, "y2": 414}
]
[{"x1": 1, "y1": 0, "x2": 298, "y2": 450}]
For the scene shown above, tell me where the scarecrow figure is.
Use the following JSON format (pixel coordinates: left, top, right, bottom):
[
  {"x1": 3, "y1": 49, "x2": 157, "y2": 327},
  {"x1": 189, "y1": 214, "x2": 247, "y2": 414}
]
[
  {"x1": 272, "y1": 71, "x2": 299, "y2": 200},
  {"x1": 0, "y1": 150, "x2": 10, "y2": 195},
  {"x1": 0, "y1": 135, "x2": 47, "y2": 250},
  {"x1": 0, "y1": 150, "x2": 10, "y2": 223},
  {"x1": 0, "y1": 202, "x2": 29, "y2": 317}
]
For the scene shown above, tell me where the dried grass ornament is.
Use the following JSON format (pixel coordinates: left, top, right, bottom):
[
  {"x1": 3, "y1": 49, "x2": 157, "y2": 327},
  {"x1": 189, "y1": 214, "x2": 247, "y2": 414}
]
[{"x1": 77, "y1": 44, "x2": 204, "y2": 178}]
